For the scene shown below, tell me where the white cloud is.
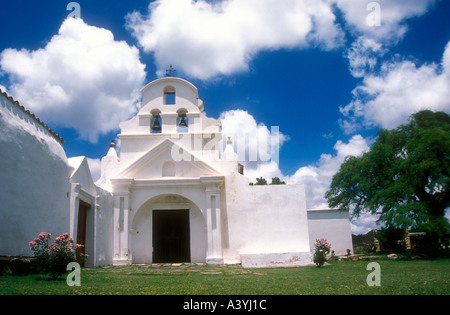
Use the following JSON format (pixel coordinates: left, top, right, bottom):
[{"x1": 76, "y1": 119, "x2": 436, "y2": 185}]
[
  {"x1": 219, "y1": 109, "x2": 289, "y2": 178},
  {"x1": 350, "y1": 213, "x2": 380, "y2": 235},
  {"x1": 285, "y1": 135, "x2": 370, "y2": 209},
  {"x1": 125, "y1": 0, "x2": 439, "y2": 80},
  {"x1": 126, "y1": 0, "x2": 343, "y2": 80},
  {"x1": 346, "y1": 37, "x2": 387, "y2": 78},
  {"x1": 336, "y1": 0, "x2": 438, "y2": 79},
  {"x1": 86, "y1": 158, "x2": 102, "y2": 182},
  {"x1": 0, "y1": 18, "x2": 146, "y2": 143},
  {"x1": 334, "y1": 0, "x2": 438, "y2": 43},
  {"x1": 219, "y1": 110, "x2": 372, "y2": 222},
  {"x1": 340, "y1": 41, "x2": 450, "y2": 133},
  {"x1": 243, "y1": 161, "x2": 284, "y2": 184},
  {"x1": 214, "y1": 109, "x2": 376, "y2": 232}
]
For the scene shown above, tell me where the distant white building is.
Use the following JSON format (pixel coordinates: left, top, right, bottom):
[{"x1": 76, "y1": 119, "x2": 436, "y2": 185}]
[{"x1": 0, "y1": 78, "x2": 353, "y2": 268}]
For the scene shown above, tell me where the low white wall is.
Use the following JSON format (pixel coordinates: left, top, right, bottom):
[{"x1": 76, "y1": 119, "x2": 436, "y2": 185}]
[
  {"x1": 307, "y1": 209, "x2": 354, "y2": 255},
  {"x1": 224, "y1": 174, "x2": 311, "y2": 264},
  {"x1": 0, "y1": 91, "x2": 71, "y2": 256},
  {"x1": 241, "y1": 252, "x2": 312, "y2": 268}
]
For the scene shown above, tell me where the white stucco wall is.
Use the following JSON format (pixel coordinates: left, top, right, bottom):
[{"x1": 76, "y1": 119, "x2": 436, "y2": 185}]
[
  {"x1": 131, "y1": 194, "x2": 207, "y2": 264},
  {"x1": 223, "y1": 173, "x2": 311, "y2": 265},
  {"x1": 69, "y1": 157, "x2": 114, "y2": 267},
  {"x1": 0, "y1": 78, "x2": 355, "y2": 269},
  {"x1": 95, "y1": 188, "x2": 115, "y2": 266},
  {"x1": 307, "y1": 209, "x2": 354, "y2": 255},
  {"x1": 140, "y1": 77, "x2": 203, "y2": 112},
  {"x1": 94, "y1": 77, "x2": 354, "y2": 267},
  {"x1": 0, "y1": 91, "x2": 71, "y2": 256}
]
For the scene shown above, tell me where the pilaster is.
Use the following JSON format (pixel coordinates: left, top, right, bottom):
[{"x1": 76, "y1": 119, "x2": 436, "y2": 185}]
[
  {"x1": 111, "y1": 178, "x2": 134, "y2": 265},
  {"x1": 201, "y1": 176, "x2": 224, "y2": 264}
]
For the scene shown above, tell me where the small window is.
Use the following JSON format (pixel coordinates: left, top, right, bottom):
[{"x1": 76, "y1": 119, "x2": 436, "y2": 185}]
[
  {"x1": 165, "y1": 93, "x2": 175, "y2": 105},
  {"x1": 164, "y1": 86, "x2": 176, "y2": 105}
]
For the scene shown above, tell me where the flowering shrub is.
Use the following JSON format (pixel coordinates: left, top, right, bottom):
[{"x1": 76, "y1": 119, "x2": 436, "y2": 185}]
[
  {"x1": 363, "y1": 241, "x2": 377, "y2": 254},
  {"x1": 313, "y1": 238, "x2": 331, "y2": 267},
  {"x1": 29, "y1": 232, "x2": 87, "y2": 280}
]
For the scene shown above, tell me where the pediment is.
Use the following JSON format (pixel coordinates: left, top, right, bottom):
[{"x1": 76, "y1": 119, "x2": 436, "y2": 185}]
[
  {"x1": 68, "y1": 156, "x2": 97, "y2": 196},
  {"x1": 115, "y1": 138, "x2": 221, "y2": 180}
]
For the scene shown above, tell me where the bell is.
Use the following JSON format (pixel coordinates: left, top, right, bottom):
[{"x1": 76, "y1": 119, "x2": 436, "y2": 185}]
[
  {"x1": 178, "y1": 115, "x2": 188, "y2": 128},
  {"x1": 152, "y1": 116, "x2": 162, "y2": 132}
]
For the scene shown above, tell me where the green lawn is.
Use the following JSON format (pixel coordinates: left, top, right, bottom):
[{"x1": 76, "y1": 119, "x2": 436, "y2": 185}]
[{"x1": 1, "y1": 259, "x2": 449, "y2": 295}]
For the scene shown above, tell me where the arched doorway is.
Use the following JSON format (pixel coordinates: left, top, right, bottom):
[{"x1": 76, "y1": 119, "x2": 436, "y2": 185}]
[
  {"x1": 131, "y1": 194, "x2": 207, "y2": 264},
  {"x1": 152, "y1": 209, "x2": 190, "y2": 263}
]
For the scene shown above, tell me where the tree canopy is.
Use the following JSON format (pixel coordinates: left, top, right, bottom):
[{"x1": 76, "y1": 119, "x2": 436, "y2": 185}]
[
  {"x1": 325, "y1": 110, "x2": 450, "y2": 236},
  {"x1": 250, "y1": 177, "x2": 286, "y2": 185}
]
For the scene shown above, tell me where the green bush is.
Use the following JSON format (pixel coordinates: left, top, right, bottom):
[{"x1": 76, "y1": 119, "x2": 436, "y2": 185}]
[
  {"x1": 29, "y1": 232, "x2": 87, "y2": 280},
  {"x1": 313, "y1": 238, "x2": 331, "y2": 267}
]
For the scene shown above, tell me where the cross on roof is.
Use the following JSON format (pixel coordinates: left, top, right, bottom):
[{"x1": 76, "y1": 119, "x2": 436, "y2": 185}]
[{"x1": 165, "y1": 65, "x2": 177, "y2": 77}]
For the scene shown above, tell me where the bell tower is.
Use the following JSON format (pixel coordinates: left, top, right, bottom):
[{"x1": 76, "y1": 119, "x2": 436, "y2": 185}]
[{"x1": 116, "y1": 77, "x2": 223, "y2": 168}]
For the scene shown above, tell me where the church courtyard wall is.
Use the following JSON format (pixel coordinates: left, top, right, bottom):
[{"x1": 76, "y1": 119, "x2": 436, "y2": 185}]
[{"x1": 0, "y1": 90, "x2": 71, "y2": 257}]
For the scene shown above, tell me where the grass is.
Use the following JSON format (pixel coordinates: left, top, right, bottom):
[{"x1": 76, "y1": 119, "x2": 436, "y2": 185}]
[{"x1": 0, "y1": 259, "x2": 449, "y2": 295}]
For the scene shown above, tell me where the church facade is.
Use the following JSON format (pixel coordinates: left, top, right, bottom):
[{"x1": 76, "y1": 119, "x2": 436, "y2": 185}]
[{"x1": 0, "y1": 78, "x2": 353, "y2": 268}]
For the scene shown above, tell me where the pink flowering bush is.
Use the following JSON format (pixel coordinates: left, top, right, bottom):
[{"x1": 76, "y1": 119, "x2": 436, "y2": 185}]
[
  {"x1": 363, "y1": 241, "x2": 377, "y2": 254},
  {"x1": 313, "y1": 238, "x2": 331, "y2": 267},
  {"x1": 29, "y1": 232, "x2": 87, "y2": 280}
]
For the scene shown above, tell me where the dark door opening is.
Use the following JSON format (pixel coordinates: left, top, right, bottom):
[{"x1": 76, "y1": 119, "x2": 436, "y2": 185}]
[
  {"x1": 153, "y1": 210, "x2": 190, "y2": 263},
  {"x1": 77, "y1": 200, "x2": 90, "y2": 267}
]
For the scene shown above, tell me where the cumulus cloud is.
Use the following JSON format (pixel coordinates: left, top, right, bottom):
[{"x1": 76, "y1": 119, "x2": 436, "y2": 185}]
[
  {"x1": 85, "y1": 158, "x2": 101, "y2": 182},
  {"x1": 126, "y1": 0, "x2": 343, "y2": 79},
  {"x1": 125, "y1": 0, "x2": 439, "y2": 80},
  {"x1": 0, "y1": 18, "x2": 146, "y2": 143},
  {"x1": 243, "y1": 161, "x2": 284, "y2": 184},
  {"x1": 340, "y1": 41, "x2": 450, "y2": 133},
  {"x1": 219, "y1": 110, "x2": 371, "y2": 212},
  {"x1": 350, "y1": 213, "x2": 380, "y2": 235},
  {"x1": 337, "y1": 0, "x2": 438, "y2": 78},
  {"x1": 335, "y1": 0, "x2": 438, "y2": 43},
  {"x1": 285, "y1": 135, "x2": 370, "y2": 209},
  {"x1": 346, "y1": 36, "x2": 387, "y2": 78},
  {"x1": 222, "y1": 129, "x2": 374, "y2": 234},
  {"x1": 219, "y1": 109, "x2": 289, "y2": 179}
]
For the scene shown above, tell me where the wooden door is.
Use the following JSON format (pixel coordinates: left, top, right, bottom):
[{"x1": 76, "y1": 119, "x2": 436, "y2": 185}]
[
  {"x1": 77, "y1": 200, "x2": 90, "y2": 266},
  {"x1": 153, "y1": 210, "x2": 190, "y2": 263}
]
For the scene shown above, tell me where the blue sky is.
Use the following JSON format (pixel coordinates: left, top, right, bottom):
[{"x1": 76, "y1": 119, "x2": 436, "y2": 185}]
[{"x1": 1, "y1": 0, "x2": 450, "y2": 233}]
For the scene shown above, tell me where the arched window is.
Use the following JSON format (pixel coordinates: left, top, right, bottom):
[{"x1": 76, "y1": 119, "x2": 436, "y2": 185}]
[
  {"x1": 164, "y1": 86, "x2": 176, "y2": 105},
  {"x1": 162, "y1": 161, "x2": 175, "y2": 177},
  {"x1": 151, "y1": 110, "x2": 162, "y2": 134},
  {"x1": 177, "y1": 109, "x2": 188, "y2": 133}
]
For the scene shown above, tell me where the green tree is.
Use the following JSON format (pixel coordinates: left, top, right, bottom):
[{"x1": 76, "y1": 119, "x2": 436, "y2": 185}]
[
  {"x1": 270, "y1": 177, "x2": 286, "y2": 185},
  {"x1": 325, "y1": 110, "x2": 450, "y2": 236},
  {"x1": 250, "y1": 177, "x2": 286, "y2": 185},
  {"x1": 255, "y1": 177, "x2": 267, "y2": 185}
]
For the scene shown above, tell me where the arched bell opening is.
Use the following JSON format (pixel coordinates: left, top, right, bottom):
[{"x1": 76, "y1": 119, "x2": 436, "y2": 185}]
[{"x1": 151, "y1": 109, "x2": 162, "y2": 133}]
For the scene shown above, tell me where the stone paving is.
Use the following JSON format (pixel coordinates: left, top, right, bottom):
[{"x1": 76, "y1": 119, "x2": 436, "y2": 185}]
[{"x1": 95, "y1": 263, "x2": 258, "y2": 276}]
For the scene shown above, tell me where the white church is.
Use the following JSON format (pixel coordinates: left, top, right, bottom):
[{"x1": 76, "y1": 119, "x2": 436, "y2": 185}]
[{"x1": 0, "y1": 77, "x2": 353, "y2": 268}]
